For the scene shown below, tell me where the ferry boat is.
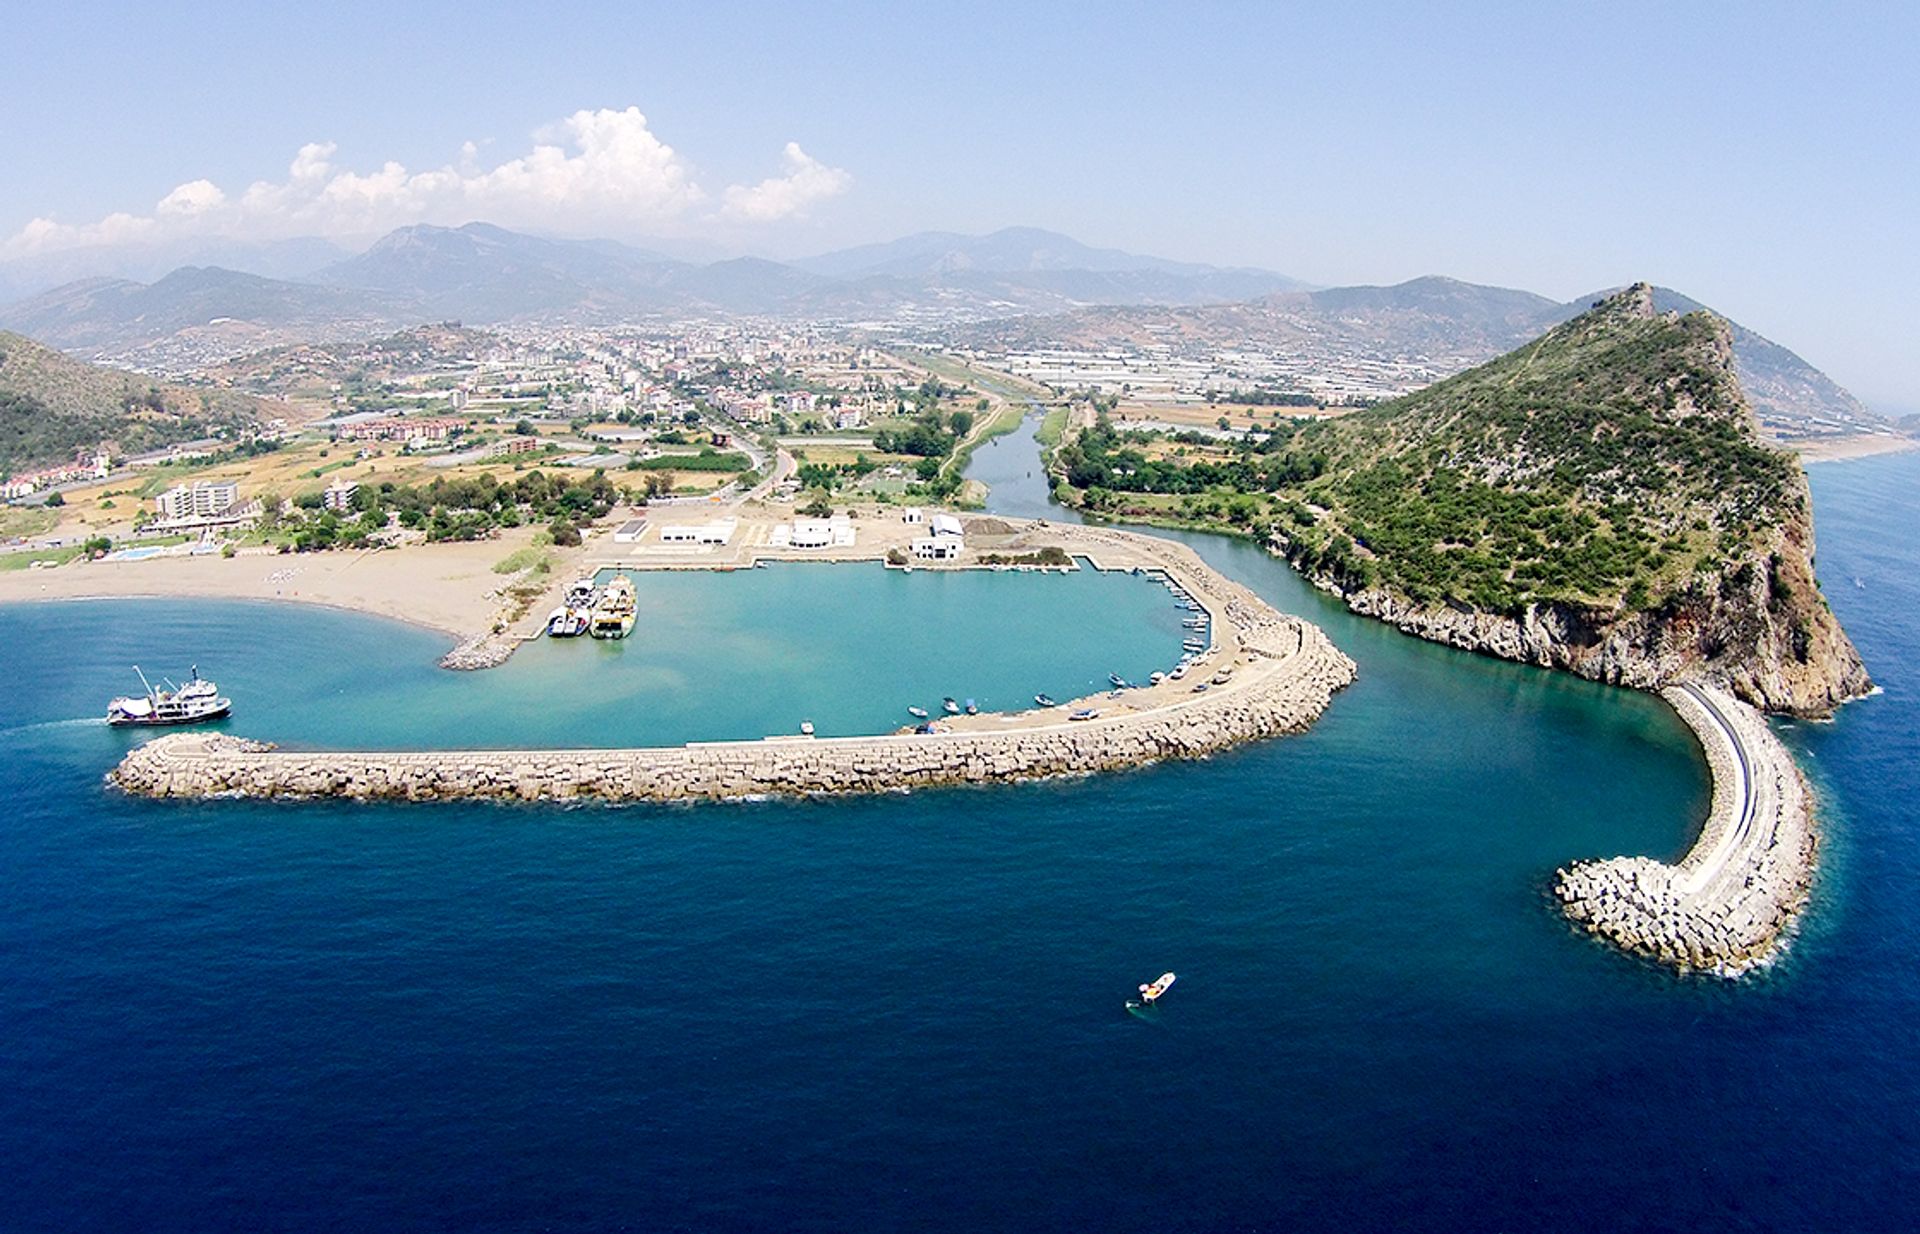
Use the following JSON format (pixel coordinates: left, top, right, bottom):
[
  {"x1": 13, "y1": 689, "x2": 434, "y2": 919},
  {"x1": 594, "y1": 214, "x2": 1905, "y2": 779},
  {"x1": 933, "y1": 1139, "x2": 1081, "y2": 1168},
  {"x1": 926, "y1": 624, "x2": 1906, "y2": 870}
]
[
  {"x1": 589, "y1": 576, "x2": 637, "y2": 639},
  {"x1": 546, "y1": 606, "x2": 590, "y2": 638},
  {"x1": 1132, "y1": 972, "x2": 1176, "y2": 1007},
  {"x1": 942, "y1": 697, "x2": 961, "y2": 715},
  {"x1": 1034, "y1": 693, "x2": 1057, "y2": 708},
  {"x1": 907, "y1": 706, "x2": 930, "y2": 719},
  {"x1": 107, "y1": 666, "x2": 231, "y2": 727}
]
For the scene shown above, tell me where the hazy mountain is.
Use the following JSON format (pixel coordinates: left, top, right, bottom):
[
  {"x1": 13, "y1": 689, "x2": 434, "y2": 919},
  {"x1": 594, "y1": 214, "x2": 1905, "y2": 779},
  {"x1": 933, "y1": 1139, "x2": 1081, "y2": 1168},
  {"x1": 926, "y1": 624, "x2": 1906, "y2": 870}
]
[
  {"x1": 795, "y1": 225, "x2": 1303, "y2": 283},
  {"x1": 960, "y1": 275, "x2": 1885, "y2": 439},
  {"x1": 308, "y1": 222, "x2": 690, "y2": 319},
  {"x1": 0, "y1": 266, "x2": 396, "y2": 353},
  {"x1": 0, "y1": 235, "x2": 347, "y2": 305}
]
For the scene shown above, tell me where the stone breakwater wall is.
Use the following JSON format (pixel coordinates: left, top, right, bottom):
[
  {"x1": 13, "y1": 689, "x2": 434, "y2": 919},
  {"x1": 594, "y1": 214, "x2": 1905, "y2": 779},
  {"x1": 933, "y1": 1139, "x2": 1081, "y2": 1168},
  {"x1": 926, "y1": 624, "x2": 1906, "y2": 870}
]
[
  {"x1": 1554, "y1": 684, "x2": 1814, "y2": 975},
  {"x1": 111, "y1": 620, "x2": 1356, "y2": 805}
]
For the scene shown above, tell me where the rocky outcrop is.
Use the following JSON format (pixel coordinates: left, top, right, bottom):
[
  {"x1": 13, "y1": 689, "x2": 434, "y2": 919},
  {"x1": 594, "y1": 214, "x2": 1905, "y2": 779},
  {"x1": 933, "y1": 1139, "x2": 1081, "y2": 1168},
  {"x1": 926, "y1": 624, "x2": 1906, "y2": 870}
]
[
  {"x1": 109, "y1": 618, "x2": 1357, "y2": 805},
  {"x1": 1294, "y1": 500, "x2": 1871, "y2": 718}
]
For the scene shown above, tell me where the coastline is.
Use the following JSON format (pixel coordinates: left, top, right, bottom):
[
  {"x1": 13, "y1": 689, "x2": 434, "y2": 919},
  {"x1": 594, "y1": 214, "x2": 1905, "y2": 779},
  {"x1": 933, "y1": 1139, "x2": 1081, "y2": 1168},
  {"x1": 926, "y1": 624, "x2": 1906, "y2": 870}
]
[
  {"x1": 1792, "y1": 432, "x2": 1920, "y2": 465},
  {"x1": 107, "y1": 524, "x2": 1360, "y2": 802},
  {"x1": 0, "y1": 528, "x2": 579, "y2": 650}
]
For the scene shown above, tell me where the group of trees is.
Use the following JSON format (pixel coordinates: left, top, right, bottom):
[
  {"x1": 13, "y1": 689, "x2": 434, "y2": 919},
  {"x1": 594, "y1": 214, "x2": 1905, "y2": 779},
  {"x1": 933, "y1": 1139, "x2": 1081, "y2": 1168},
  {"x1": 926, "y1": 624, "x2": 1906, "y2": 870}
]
[
  {"x1": 1056, "y1": 418, "x2": 1327, "y2": 497},
  {"x1": 276, "y1": 468, "x2": 620, "y2": 552}
]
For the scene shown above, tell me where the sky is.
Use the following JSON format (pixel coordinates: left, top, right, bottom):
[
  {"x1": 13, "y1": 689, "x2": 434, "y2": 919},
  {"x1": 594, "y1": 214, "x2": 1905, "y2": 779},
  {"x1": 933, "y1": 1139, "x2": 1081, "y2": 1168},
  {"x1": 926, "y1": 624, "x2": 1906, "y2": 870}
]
[{"x1": 1, "y1": 1, "x2": 1915, "y2": 410}]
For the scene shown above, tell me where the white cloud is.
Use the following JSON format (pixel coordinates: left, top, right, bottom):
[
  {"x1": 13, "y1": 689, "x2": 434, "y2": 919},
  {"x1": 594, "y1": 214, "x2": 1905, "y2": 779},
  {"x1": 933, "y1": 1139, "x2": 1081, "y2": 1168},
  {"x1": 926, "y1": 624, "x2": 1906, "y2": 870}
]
[
  {"x1": 721, "y1": 143, "x2": 852, "y2": 222},
  {"x1": 3, "y1": 108, "x2": 849, "y2": 257}
]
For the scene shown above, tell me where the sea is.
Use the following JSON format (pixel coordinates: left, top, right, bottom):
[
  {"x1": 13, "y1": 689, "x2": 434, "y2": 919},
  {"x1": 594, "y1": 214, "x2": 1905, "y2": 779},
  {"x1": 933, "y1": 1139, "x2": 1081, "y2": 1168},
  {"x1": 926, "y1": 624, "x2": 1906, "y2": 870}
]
[{"x1": 2, "y1": 419, "x2": 1915, "y2": 1232}]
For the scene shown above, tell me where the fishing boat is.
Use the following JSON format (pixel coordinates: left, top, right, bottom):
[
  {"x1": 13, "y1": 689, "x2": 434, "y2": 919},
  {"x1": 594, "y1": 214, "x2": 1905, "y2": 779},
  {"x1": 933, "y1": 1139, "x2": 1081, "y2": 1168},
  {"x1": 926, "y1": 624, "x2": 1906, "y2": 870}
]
[
  {"x1": 908, "y1": 706, "x2": 930, "y2": 719},
  {"x1": 589, "y1": 576, "x2": 637, "y2": 639},
  {"x1": 107, "y1": 666, "x2": 231, "y2": 727},
  {"x1": 1129, "y1": 972, "x2": 1176, "y2": 1009},
  {"x1": 1108, "y1": 672, "x2": 1128, "y2": 688},
  {"x1": 942, "y1": 697, "x2": 961, "y2": 715},
  {"x1": 800, "y1": 720, "x2": 815, "y2": 736},
  {"x1": 1033, "y1": 693, "x2": 1057, "y2": 708},
  {"x1": 964, "y1": 698, "x2": 978, "y2": 715}
]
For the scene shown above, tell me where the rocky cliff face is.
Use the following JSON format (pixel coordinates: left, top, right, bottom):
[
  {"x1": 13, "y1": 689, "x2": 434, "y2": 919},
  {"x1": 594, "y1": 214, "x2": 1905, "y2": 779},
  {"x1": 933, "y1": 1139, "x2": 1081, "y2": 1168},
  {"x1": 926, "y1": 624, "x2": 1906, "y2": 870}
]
[{"x1": 1286, "y1": 479, "x2": 1871, "y2": 716}]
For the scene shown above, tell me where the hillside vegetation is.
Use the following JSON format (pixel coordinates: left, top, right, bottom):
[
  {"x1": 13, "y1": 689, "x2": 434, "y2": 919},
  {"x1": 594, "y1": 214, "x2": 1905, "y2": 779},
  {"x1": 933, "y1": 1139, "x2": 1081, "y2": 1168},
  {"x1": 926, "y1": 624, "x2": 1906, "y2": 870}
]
[
  {"x1": 0, "y1": 331, "x2": 261, "y2": 473},
  {"x1": 1054, "y1": 285, "x2": 1870, "y2": 714}
]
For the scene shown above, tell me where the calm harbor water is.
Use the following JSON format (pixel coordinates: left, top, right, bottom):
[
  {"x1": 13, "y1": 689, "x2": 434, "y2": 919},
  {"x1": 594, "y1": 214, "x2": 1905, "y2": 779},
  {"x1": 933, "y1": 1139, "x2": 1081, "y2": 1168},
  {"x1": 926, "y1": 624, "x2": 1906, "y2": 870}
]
[{"x1": 2, "y1": 426, "x2": 1916, "y2": 1231}]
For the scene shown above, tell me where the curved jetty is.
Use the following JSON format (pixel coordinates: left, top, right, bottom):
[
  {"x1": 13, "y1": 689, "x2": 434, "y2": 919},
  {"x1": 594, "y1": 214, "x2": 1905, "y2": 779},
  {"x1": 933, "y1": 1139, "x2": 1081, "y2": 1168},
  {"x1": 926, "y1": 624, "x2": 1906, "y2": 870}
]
[
  {"x1": 1555, "y1": 683, "x2": 1814, "y2": 975},
  {"x1": 110, "y1": 530, "x2": 1357, "y2": 804}
]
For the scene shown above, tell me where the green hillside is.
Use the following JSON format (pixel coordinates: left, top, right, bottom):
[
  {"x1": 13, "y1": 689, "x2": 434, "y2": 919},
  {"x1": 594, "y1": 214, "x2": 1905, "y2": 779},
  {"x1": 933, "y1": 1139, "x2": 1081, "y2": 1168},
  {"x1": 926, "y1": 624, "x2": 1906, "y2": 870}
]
[{"x1": 0, "y1": 331, "x2": 261, "y2": 475}]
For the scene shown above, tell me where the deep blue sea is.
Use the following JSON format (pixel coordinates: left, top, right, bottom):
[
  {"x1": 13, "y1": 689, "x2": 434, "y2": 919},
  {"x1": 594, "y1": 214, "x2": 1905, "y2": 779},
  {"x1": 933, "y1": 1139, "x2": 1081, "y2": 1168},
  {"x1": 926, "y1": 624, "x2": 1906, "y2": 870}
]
[{"x1": 2, "y1": 425, "x2": 1916, "y2": 1232}]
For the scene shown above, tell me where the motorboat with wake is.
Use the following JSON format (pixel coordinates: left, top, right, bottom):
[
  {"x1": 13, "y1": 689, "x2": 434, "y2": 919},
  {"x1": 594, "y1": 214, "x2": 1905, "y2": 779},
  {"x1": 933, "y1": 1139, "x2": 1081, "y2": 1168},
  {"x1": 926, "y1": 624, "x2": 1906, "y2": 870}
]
[
  {"x1": 107, "y1": 666, "x2": 231, "y2": 727},
  {"x1": 1127, "y1": 971, "x2": 1176, "y2": 1013}
]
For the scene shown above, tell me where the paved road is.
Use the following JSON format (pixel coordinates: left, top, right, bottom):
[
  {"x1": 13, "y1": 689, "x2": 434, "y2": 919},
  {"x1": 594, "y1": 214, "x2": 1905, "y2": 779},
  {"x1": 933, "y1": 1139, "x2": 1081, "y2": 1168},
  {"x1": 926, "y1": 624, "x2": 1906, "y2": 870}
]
[{"x1": 1675, "y1": 682, "x2": 1758, "y2": 896}]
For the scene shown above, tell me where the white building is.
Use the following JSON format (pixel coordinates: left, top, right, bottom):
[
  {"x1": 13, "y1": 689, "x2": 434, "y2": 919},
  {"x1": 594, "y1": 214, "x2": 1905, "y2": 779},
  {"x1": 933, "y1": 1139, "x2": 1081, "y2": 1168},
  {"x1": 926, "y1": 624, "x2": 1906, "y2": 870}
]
[
  {"x1": 785, "y1": 515, "x2": 856, "y2": 549},
  {"x1": 911, "y1": 535, "x2": 962, "y2": 561},
  {"x1": 156, "y1": 481, "x2": 239, "y2": 520},
  {"x1": 322, "y1": 479, "x2": 359, "y2": 512},
  {"x1": 929, "y1": 513, "x2": 964, "y2": 539},
  {"x1": 613, "y1": 518, "x2": 649, "y2": 544},
  {"x1": 902, "y1": 507, "x2": 924, "y2": 525},
  {"x1": 658, "y1": 518, "x2": 737, "y2": 546}
]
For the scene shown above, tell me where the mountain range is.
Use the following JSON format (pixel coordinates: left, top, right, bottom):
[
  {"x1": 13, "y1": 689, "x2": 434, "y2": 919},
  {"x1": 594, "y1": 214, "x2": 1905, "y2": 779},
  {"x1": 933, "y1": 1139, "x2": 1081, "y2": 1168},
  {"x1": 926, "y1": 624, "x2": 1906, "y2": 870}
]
[{"x1": 0, "y1": 223, "x2": 1884, "y2": 437}]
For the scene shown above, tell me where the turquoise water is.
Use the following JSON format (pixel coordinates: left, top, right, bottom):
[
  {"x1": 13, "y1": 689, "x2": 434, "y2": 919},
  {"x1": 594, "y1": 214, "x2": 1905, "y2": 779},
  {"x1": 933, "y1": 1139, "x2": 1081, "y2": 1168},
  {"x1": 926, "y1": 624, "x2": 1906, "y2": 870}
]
[
  {"x1": 2, "y1": 429, "x2": 1916, "y2": 1231},
  {"x1": 32, "y1": 562, "x2": 1182, "y2": 752}
]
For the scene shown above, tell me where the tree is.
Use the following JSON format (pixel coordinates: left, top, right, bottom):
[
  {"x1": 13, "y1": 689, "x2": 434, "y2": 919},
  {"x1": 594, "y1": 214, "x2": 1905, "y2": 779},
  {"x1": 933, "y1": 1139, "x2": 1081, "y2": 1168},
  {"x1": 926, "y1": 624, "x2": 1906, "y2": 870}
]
[
  {"x1": 549, "y1": 519, "x2": 582, "y2": 547},
  {"x1": 44, "y1": 491, "x2": 64, "y2": 507},
  {"x1": 514, "y1": 419, "x2": 534, "y2": 435},
  {"x1": 800, "y1": 492, "x2": 833, "y2": 518}
]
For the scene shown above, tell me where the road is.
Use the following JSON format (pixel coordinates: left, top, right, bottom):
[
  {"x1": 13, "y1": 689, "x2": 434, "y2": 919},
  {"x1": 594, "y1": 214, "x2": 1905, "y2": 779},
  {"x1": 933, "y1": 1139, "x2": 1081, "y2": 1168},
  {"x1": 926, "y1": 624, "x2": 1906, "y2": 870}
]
[{"x1": 1674, "y1": 681, "x2": 1757, "y2": 897}]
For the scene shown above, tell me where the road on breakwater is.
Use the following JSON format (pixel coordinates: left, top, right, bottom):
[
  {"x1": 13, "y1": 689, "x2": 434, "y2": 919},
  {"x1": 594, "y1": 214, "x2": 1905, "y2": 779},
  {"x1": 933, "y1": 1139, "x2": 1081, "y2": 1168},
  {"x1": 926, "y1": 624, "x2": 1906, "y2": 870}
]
[{"x1": 1555, "y1": 682, "x2": 1814, "y2": 975}]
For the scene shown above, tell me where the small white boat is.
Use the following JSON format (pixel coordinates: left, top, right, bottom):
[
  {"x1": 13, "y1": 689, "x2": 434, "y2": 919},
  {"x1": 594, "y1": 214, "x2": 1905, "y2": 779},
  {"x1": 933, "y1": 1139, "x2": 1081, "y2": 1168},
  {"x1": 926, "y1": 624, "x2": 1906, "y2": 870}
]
[
  {"x1": 942, "y1": 697, "x2": 961, "y2": 715},
  {"x1": 1169, "y1": 666, "x2": 1187, "y2": 680},
  {"x1": 1034, "y1": 693, "x2": 1057, "y2": 708},
  {"x1": 1069, "y1": 708, "x2": 1099, "y2": 721},
  {"x1": 908, "y1": 706, "x2": 930, "y2": 719},
  {"x1": 1132, "y1": 972, "x2": 1176, "y2": 1007},
  {"x1": 800, "y1": 720, "x2": 815, "y2": 736},
  {"x1": 547, "y1": 606, "x2": 590, "y2": 637},
  {"x1": 964, "y1": 698, "x2": 978, "y2": 715}
]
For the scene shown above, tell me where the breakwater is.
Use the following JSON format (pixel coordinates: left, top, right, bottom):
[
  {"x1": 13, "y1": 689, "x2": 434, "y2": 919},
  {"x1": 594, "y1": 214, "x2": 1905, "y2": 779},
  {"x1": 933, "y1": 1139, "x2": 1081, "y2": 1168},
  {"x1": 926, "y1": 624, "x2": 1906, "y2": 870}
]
[
  {"x1": 1554, "y1": 683, "x2": 1814, "y2": 975},
  {"x1": 110, "y1": 616, "x2": 1356, "y2": 803}
]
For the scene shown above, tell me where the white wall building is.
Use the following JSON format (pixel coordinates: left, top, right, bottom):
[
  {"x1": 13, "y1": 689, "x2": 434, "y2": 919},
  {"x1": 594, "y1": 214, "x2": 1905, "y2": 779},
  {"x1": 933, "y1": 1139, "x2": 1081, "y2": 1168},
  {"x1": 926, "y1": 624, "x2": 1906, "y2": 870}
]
[
  {"x1": 156, "y1": 481, "x2": 239, "y2": 520},
  {"x1": 658, "y1": 518, "x2": 737, "y2": 546}
]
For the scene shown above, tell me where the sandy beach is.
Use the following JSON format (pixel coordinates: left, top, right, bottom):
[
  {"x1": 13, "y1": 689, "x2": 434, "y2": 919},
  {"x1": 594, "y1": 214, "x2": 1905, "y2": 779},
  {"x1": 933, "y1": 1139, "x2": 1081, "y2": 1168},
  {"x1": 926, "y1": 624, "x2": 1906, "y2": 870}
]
[
  {"x1": 1792, "y1": 432, "x2": 1920, "y2": 464},
  {"x1": 0, "y1": 528, "x2": 580, "y2": 642}
]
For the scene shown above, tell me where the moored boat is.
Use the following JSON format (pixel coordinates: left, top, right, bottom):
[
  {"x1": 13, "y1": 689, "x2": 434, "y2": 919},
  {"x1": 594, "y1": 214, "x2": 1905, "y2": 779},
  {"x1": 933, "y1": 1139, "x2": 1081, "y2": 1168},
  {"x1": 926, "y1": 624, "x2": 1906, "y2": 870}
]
[
  {"x1": 107, "y1": 666, "x2": 231, "y2": 728},
  {"x1": 1034, "y1": 693, "x2": 1057, "y2": 707},
  {"x1": 546, "y1": 606, "x2": 591, "y2": 637},
  {"x1": 1069, "y1": 707, "x2": 1099, "y2": 721},
  {"x1": 800, "y1": 720, "x2": 815, "y2": 736},
  {"x1": 908, "y1": 705, "x2": 929, "y2": 719},
  {"x1": 964, "y1": 698, "x2": 977, "y2": 715},
  {"x1": 942, "y1": 697, "x2": 961, "y2": 715},
  {"x1": 1108, "y1": 672, "x2": 1127, "y2": 688},
  {"x1": 589, "y1": 576, "x2": 637, "y2": 639}
]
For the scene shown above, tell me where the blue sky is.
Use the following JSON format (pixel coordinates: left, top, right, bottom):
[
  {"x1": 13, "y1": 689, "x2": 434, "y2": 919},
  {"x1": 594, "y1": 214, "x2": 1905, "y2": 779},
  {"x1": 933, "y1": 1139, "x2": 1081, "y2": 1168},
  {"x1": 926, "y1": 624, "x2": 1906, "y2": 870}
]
[{"x1": 2, "y1": 1, "x2": 1915, "y2": 409}]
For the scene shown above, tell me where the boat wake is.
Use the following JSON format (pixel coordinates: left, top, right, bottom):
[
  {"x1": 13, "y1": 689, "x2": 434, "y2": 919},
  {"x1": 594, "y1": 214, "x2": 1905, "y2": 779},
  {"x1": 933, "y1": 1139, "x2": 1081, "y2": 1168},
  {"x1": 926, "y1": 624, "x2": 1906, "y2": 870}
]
[{"x1": 4, "y1": 716, "x2": 109, "y2": 736}]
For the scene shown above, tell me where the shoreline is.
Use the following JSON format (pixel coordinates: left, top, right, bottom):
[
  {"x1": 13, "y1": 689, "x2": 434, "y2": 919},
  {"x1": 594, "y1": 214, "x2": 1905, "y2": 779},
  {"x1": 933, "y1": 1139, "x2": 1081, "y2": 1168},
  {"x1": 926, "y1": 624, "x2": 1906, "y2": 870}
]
[
  {"x1": 1791, "y1": 432, "x2": 1920, "y2": 465},
  {"x1": 107, "y1": 525, "x2": 1360, "y2": 802}
]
